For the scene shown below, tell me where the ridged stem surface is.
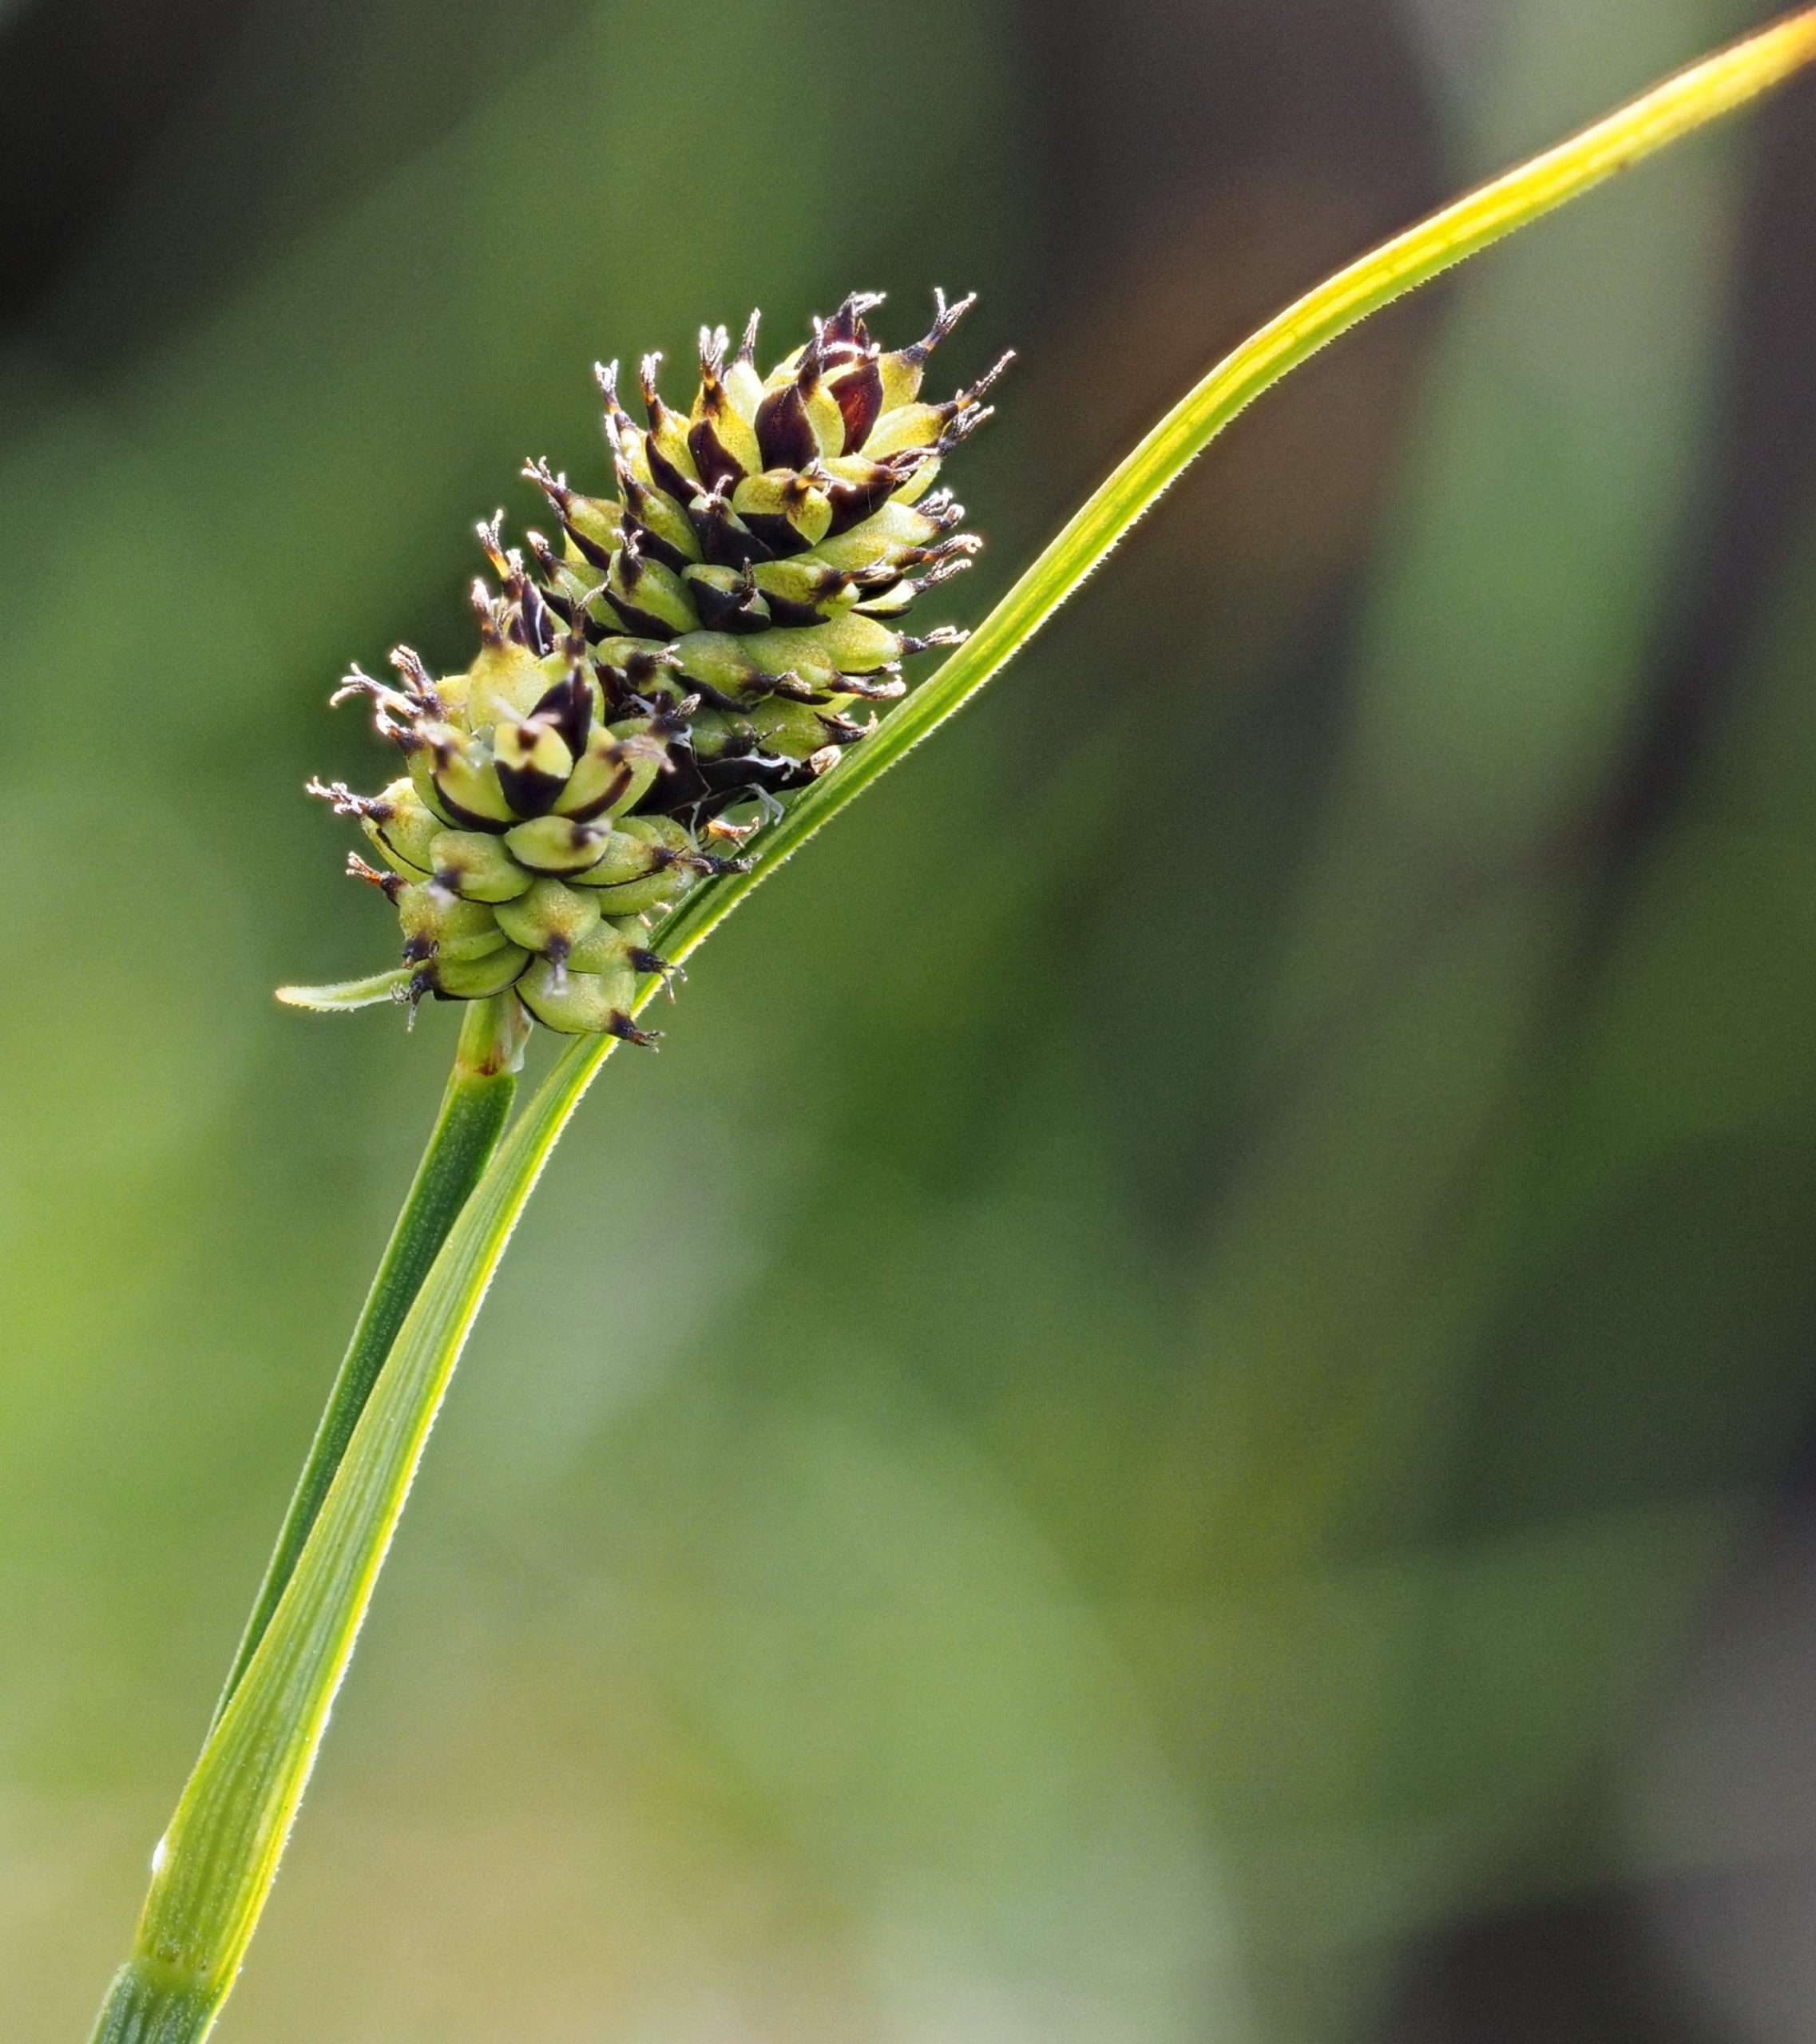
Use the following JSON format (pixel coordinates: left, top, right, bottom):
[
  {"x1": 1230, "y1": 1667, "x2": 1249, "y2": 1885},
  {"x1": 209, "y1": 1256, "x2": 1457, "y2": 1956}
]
[{"x1": 213, "y1": 993, "x2": 525, "y2": 1720}]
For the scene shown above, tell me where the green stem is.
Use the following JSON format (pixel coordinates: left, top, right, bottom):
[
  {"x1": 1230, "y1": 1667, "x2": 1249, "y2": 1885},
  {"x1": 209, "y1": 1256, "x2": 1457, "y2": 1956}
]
[
  {"x1": 215, "y1": 992, "x2": 528, "y2": 1721},
  {"x1": 89, "y1": 1024, "x2": 612, "y2": 2044},
  {"x1": 86, "y1": 10, "x2": 1816, "y2": 2039}
]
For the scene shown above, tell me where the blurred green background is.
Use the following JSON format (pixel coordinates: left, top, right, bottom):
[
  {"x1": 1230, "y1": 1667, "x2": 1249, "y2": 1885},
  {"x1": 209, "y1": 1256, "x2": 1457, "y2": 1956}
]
[{"x1": 8, "y1": 0, "x2": 1816, "y2": 2037}]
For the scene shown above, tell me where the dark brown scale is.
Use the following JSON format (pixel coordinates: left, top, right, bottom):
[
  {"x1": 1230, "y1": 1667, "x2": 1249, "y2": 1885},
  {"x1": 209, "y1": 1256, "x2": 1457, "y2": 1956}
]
[
  {"x1": 594, "y1": 648, "x2": 680, "y2": 715},
  {"x1": 687, "y1": 413, "x2": 747, "y2": 493},
  {"x1": 738, "y1": 473, "x2": 825, "y2": 556},
  {"x1": 638, "y1": 366, "x2": 703, "y2": 506},
  {"x1": 606, "y1": 1013, "x2": 662, "y2": 1047},
  {"x1": 827, "y1": 359, "x2": 884, "y2": 453},
  {"x1": 493, "y1": 750, "x2": 565, "y2": 818},
  {"x1": 668, "y1": 676, "x2": 752, "y2": 716},
  {"x1": 815, "y1": 711, "x2": 870, "y2": 745},
  {"x1": 823, "y1": 458, "x2": 910, "y2": 535},
  {"x1": 690, "y1": 489, "x2": 772, "y2": 568},
  {"x1": 824, "y1": 668, "x2": 905, "y2": 702},
  {"x1": 736, "y1": 512, "x2": 813, "y2": 557},
  {"x1": 606, "y1": 593, "x2": 683, "y2": 642},
  {"x1": 429, "y1": 781, "x2": 512, "y2": 836},
  {"x1": 820, "y1": 290, "x2": 884, "y2": 358},
  {"x1": 847, "y1": 559, "x2": 911, "y2": 592},
  {"x1": 560, "y1": 758, "x2": 634, "y2": 825},
  {"x1": 625, "y1": 648, "x2": 682, "y2": 695},
  {"x1": 759, "y1": 589, "x2": 839, "y2": 628},
  {"x1": 643, "y1": 436, "x2": 700, "y2": 509},
  {"x1": 688, "y1": 574, "x2": 771, "y2": 636},
  {"x1": 530, "y1": 671, "x2": 592, "y2": 755},
  {"x1": 619, "y1": 508, "x2": 692, "y2": 578},
  {"x1": 624, "y1": 708, "x2": 814, "y2": 821},
  {"x1": 525, "y1": 541, "x2": 575, "y2": 623},
  {"x1": 651, "y1": 746, "x2": 712, "y2": 814},
  {"x1": 524, "y1": 463, "x2": 621, "y2": 580},
  {"x1": 607, "y1": 549, "x2": 685, "y2": 643},
  {"x1": 755, "y1": 376, "x2": 820, "y2": 470},
  {"x1": 518, "y1": 577, "x2": 558, "y2": 655},
  {"x1": 675, "y1": 846, "x2": 753, "y2": 877},
  {"x1": 592, "y1": 664, "x2": 634, "y2": 715},
  {"x1": 819, "y1": 299, "x2": 864, "y2": 351},
  {"x1": 561, "y1": 516, "x2": 616, "y2": 575},
  {"x1": 759, "y1": 672, "x2": 835, "y2": 703},
  {"x1": 695, "y1": 747, "x2": 815, "y2": 798},
  {"x1": 646, "y1": 699, "x2": 699, "y2": 736},
  {"x1": 617, "y1": 478, "x2": 695, "y2": 574}
]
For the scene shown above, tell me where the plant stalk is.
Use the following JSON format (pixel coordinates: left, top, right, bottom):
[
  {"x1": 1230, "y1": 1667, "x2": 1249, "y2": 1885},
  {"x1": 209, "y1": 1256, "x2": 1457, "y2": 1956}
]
[
  {"x1": 86, "y1": 10, "x2": 1816, "y2": 2038},
  {"x1": 212, "y1": 993, "x2": 529, "y2": 1723},
  {"x1": 88, "y1": 1015, "x2": 611, "y2": 2044}
]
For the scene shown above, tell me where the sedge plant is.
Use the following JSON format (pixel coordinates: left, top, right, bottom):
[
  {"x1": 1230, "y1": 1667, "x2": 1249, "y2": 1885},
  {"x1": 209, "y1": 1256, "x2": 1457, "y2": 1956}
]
[{"x1": 87, "y1": 10, "x2": 1816, "y2": 2038}]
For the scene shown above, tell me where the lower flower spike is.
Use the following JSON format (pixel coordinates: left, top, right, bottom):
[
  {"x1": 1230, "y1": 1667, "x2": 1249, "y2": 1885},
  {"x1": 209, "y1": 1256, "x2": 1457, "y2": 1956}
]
[{"x1": 288, "y1": 290, "x2": 1004, "y2": 1037}]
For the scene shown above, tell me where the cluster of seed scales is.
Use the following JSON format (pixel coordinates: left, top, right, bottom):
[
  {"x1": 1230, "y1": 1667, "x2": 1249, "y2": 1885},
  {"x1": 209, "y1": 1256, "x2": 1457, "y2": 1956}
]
[{"x1": 308, "y1": 291, "x2": 1006, "y2": 1039}]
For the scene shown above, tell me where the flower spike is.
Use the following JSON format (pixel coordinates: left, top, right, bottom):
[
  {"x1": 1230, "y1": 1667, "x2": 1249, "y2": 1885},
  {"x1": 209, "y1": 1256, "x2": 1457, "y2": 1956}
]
[{"x1": 293, "y1": 291, "x2": 1002, "y2": 1039}]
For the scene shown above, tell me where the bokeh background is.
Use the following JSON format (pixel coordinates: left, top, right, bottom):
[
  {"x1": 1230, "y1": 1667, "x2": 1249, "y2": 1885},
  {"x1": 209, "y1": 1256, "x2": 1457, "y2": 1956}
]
[{"x1": 7, "y1": 0, "x2": 1816, "y2": 2037}]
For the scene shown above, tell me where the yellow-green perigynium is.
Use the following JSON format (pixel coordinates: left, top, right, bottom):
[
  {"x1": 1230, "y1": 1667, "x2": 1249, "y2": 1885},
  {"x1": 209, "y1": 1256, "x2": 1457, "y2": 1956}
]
[{"x1": 305, "y1": 291, "x2": 1006, "y2": 1039}]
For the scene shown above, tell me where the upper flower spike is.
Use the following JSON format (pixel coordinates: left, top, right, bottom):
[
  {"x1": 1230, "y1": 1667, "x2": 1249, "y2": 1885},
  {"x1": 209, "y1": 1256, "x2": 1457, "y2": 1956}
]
[{"x1": 291, "y1": 291, "x2": 1009, "y2": 1039}]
